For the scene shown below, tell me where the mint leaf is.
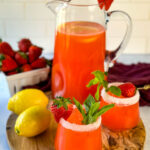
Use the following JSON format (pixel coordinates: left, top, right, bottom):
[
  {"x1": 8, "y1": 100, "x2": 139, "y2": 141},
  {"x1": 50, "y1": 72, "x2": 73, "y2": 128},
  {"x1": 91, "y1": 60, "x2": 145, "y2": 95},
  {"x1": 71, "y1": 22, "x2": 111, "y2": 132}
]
[
  {"x1": 88, "y1": 102, "x2": 100, "y2": 116},
  {"x1": 108, "y1": 86, "x2": 121, "y2": 96},
  {"x1": 94, "y1": 104, "x2": 115, "y2": 118},
  {"x1": 84, "y1": 94, "x2": 95, "y2": 112},
  {"x1": 73, "y1": 96, "x2": 114, "y2": 125},
  {"x1": 86, "y1": 78, "x2": 99, "y2": 88},
  {"x1": 104, "y1": 72, "x2": 108, "y2": 76},
  {"x1": 86, "y1": 115, "x2": 96, "y2": 124},
  {"x1": 102, "y1": 80, "x2": 108, "y2": 89},
  {"x1": 92, "y1": 70, "x2": 104, "y2": 82},
  {"x1": 95, "y1": 84, "x2": 101, "y2": 101},
  {"x1": 86, "y1": 79, "x2": 95, "y2": 88},
  {"x1": 73, "y1": 98, "x2": 86, "y2": 118}
]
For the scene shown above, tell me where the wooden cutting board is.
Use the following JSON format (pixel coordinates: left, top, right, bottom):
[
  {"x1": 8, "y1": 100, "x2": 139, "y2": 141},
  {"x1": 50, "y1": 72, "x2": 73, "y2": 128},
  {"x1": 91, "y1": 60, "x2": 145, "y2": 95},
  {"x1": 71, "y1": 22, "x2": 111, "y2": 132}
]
[
  {"x1": 6, "y1": 92, "x2": 146, "y2": 150},
  {"x1": 6, "y1": 113, "x2": 146, "y2": 150}
]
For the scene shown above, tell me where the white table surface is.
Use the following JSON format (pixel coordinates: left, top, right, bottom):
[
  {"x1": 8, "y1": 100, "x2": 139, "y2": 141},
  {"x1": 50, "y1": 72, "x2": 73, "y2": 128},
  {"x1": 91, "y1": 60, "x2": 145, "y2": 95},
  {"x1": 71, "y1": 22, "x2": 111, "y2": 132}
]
[{"x1": 0, "y1": 54, "x2": 150, "y2": 150}]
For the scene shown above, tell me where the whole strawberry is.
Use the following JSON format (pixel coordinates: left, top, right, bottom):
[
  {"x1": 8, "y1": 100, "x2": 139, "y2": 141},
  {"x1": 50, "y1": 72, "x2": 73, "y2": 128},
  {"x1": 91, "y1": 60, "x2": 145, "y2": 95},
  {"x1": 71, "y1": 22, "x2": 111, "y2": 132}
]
[
  {"x1": 119, "y1": 83, "x2": 136, "y2": 97},
  {"x1": 0, "y1": 54, "x2": 18, "y2": 72},
  {"x1": 50, "y1": 97, "x2": 73, "y2": 123},
  {"x1": 0, "y1": 40, "x2": 15, "y2": 57},
  {"x1": 31, "y1": 58, "x2": 46, "y2": 69},
  {"x1": 21, "y1": 64, "x2": 32, "y2": 72},
  {"x1": 29, "y1": 45, "x2": 42, "y2": 63},
  {"x1": 15, "y1": 52, "x2": 28, "y2": 65},
  {"x1": 7, "y1": 70, "x2": 18, "y2": 76},
  {"x1": 18, "y1": 38, "x2": 32, "y2": 53}
]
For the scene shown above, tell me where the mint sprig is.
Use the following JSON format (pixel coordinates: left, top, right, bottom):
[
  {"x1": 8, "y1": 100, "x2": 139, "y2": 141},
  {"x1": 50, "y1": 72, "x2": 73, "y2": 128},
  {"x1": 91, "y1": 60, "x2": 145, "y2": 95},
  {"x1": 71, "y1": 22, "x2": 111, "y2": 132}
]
[
  {"x1": 73, "y1": 98, "x2": 86, "y2": 118},
  {"x1": 73, "y1": 95, "x2": 114, "y2": 125},
  {"x1": 87, "y1": 70, "x2": 121, "y2": 100},
  {"x1": 53, "y1": 97, "x2": 71, "y2": 110}
]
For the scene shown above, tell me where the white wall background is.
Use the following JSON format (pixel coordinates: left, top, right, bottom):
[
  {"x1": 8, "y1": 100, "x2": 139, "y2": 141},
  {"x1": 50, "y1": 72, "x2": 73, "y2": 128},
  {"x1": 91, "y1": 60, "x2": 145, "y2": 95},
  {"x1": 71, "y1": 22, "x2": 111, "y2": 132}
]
[{"x1": 0, "y1": 0, "x2": 150, "y2": 54}]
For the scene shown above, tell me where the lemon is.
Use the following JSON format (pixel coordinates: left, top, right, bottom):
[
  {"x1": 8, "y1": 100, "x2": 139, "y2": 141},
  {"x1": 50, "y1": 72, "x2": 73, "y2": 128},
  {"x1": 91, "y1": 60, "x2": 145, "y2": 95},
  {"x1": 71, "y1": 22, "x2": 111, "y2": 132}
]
[
  {"x1": 8, "y1": 89, "x2": 49, "y2": 115},
  {"x1": 15, "y1": 105, "x2": 51, "y2": 137}
]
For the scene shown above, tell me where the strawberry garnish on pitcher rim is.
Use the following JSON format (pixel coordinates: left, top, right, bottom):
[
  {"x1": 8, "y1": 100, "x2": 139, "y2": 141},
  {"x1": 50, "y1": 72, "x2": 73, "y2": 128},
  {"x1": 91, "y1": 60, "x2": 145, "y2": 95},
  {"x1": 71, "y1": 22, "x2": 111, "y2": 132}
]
[{"x1": 98, "y1": 0, "x2": 114, "y2": 11}]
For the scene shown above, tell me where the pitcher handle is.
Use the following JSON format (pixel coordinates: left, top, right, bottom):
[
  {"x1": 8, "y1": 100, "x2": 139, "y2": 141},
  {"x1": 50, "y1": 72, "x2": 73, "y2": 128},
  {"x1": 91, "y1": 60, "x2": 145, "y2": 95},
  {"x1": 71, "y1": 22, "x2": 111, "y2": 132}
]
[{"x1": 105, "y1": 10, "x2": 132, "y2": 71}]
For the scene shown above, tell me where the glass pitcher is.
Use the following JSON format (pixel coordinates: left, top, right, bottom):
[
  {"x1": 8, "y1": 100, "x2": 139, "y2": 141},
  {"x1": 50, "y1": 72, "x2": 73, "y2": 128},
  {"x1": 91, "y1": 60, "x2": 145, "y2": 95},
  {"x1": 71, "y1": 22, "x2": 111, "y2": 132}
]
[{"x1": 47, "y1": 0, "x2": 132, "y2": 103}]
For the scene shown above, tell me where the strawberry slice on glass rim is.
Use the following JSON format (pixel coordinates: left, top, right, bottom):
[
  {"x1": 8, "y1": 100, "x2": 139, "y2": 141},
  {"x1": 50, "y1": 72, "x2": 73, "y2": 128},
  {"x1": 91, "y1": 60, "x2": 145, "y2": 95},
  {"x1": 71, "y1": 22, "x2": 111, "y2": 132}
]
[{"x1": 50, "y1": 97, "x2": 73, "y2": 123}]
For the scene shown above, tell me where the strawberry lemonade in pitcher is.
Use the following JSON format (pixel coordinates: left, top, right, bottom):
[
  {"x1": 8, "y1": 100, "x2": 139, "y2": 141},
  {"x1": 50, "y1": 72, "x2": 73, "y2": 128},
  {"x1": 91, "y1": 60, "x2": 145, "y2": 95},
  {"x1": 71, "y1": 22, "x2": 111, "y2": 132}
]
[
  {"x1": 47, "y1": 0, "x2": 132, "y2": 103},
  {"x1": 52, "y1": 21, "x2": 105, "y2": 103}
]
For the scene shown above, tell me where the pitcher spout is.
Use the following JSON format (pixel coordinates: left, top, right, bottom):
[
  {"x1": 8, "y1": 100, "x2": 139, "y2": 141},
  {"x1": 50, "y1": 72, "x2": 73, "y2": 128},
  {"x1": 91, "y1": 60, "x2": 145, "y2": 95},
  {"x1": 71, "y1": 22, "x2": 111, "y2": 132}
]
[{"x1": 46, "y1": 0, "x2": 70, "y2": 14}]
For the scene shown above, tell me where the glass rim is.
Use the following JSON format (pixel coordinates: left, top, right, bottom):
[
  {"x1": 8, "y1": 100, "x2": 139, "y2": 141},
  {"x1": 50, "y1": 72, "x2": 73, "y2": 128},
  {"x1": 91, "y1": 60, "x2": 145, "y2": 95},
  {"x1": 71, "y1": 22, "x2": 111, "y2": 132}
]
[
  {"x1": 101, "y1": 82, "x2": 140, "y2": 105},
  {"x1": 59, "y1": 116, "x2": 101, "y2": 132},
  {"x1": 68, "y1": 3, "x2": 103, "y2": 7},
  {"x1": 48, "y1": 0, "x2": 104, "y2": 7}
]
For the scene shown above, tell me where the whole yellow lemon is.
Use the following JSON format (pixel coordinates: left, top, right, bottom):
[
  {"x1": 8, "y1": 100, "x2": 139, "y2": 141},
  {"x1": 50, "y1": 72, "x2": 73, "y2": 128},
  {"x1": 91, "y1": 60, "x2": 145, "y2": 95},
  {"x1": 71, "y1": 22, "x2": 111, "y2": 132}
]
[
  {"x1": 8, "y1": 89, "x2": 49, "y2": 115},
  {"x1": 15, "y1": 105, "x2": 51, "y2": 137}
]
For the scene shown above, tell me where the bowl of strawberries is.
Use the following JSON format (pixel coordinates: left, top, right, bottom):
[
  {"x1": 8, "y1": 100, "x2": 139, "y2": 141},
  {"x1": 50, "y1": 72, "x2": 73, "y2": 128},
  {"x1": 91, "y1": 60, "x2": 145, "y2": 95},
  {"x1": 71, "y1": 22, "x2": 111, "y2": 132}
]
[{"x1": 0, "y1": 38, "x2": 51, "y2": 96}]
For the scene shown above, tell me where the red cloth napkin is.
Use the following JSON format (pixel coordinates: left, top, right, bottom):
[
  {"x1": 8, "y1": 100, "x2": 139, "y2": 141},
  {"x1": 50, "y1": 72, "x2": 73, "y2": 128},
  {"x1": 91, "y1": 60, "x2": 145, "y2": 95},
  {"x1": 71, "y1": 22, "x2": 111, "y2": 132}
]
[
  {"x1": 23, "y1": 62, "x2": 150, "y2": 106},
  {"x1": 108, "y1": 62, "x2": 150, "y2": 106}
]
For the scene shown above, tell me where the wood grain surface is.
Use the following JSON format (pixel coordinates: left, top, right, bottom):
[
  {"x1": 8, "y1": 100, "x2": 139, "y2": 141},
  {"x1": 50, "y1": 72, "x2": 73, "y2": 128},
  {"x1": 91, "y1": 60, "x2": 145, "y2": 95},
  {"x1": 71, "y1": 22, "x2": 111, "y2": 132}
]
[
  {"x1": 6, "y1": 92, "x2": 146, "y2": 150},
  {"x1": 6, "y1": 113, "x2": 146, "y2": 150}
]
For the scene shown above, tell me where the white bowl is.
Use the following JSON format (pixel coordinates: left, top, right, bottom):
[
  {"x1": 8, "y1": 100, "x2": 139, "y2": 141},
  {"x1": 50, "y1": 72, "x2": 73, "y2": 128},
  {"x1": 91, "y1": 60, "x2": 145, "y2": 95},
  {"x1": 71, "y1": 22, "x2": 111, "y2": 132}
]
[{"x1": 0, "y1": 67, "x2": 50, "y2": 96}]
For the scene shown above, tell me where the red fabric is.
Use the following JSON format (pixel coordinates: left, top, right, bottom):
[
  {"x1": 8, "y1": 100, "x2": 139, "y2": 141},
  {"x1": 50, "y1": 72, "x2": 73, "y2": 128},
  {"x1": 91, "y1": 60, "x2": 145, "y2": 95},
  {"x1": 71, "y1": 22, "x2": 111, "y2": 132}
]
[
  {"x1": 108, "y1": 63, "x2": 150, "y2": 106},
  {"x1": 23, "y1": 62, "x2": 150, "y2": 106}
]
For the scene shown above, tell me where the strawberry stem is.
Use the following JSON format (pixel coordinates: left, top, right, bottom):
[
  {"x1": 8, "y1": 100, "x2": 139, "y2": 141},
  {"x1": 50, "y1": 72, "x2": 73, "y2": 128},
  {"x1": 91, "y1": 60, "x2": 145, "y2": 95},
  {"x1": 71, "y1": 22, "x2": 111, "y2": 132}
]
[
  {"x1": 53, "y1": 97, "x2": 71, "y2": 110},
  {"x1": 0, "y1": 54, "x2": 5, "y2": 61}
]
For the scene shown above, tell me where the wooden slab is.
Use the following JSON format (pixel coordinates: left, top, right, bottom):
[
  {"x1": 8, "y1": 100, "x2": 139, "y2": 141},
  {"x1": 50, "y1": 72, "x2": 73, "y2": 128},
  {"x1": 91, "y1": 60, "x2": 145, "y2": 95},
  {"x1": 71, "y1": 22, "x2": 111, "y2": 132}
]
[
  {"x1": 6, "y1": 113, "x2": 57, "y2": 150},
  {"x1": 6, "y1": 92, "x2": 146, "y2": 150},
  {"x1": 6, "y1": 113, "x2": 145, "y2": 150}
]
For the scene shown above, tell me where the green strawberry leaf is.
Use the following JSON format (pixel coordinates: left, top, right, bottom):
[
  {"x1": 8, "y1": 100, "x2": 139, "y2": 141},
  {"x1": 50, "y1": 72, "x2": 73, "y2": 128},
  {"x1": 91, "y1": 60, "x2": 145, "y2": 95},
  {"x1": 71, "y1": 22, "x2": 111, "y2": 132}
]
[
  {"x1": 18, "y1": 52, "x2": 28, "y2": 59},
  {"x1": 0, "y1": 61, "x2": 2, "y2": 68},
  {"x1": 0, "y1": 54, "x2": 5, "y2": 61},
  {"x1": 53, "y1": 97, "x2": 71, "y2": 110},
  {"x1": 0, "y1": 38, "x2": 2, "y2": 43},
  {"x1": 46, "y1": 59, "x2": 52, "y2": 67},
  {"x1": 108, "y1": 86, "x2": 121, "y2": 96},
  {"x1": 73, "y1": 98, "x2": 86, "y2": 118}
]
